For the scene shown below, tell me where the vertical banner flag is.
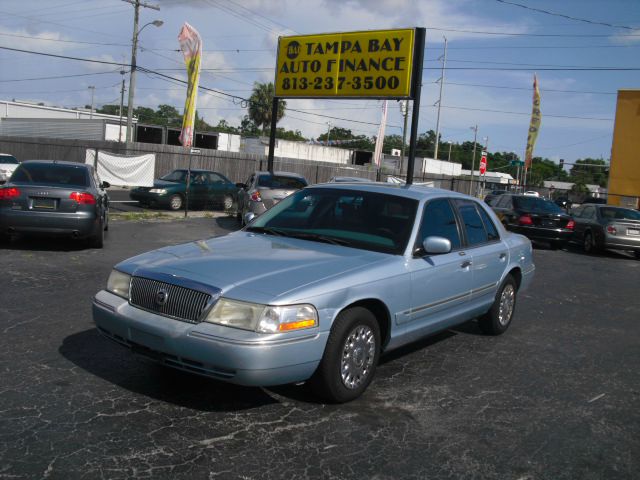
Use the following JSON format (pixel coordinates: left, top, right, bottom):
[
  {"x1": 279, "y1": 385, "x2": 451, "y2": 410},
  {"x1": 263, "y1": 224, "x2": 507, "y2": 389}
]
[
  {"x1": 373, "y1": 100, "x2": 389, "y2": 168},
  {"x1": 524, "y1": 74, "x2": 541, "y2": 169},
  {"x1": 178, "y1": 23, "x2": 202, "y2": 148}
]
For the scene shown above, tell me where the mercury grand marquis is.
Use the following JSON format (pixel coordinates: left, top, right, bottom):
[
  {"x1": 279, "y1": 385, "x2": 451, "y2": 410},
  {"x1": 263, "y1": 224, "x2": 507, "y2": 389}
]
[{"x1": 93, "y1": 183, "x2": 535, "y2": 402}]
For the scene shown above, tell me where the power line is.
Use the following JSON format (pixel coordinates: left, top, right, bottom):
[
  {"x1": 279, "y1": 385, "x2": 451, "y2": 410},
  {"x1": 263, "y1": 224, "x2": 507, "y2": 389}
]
[
  {"x1": 424, "y1": 26, "x2": 640, "y2": 37},
  {"x1": 444, "y1": 81, "x2": 616, "y2": 95},
  {"x1": 427, "y1": 58, "x2": 640, "y2": 69},
  {"x1": 0, "y1": 32, "x2": 131, "y2": 48},
  {"x1": 432, "y1": 104, "x2": 613, "y2": 121},
  {"x1": 423, "y1": 66, "x2": 640, "y2": 71},
  {"x1": 0, "y1": 8, "x2": 120, "y2": 39},
  {"x1": 494, "y1": 0, "x2": 637, "y2": 30},
  {"x1": 0, "y1": 70, "x2": 120, "y2": 83},
  {"x1": 426, "y1": 44, "x2": 640, "y2": 50}
]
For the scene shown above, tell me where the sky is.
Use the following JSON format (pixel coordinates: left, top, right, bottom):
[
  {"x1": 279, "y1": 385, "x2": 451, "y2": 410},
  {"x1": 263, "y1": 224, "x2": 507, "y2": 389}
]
[{"x1": 0, "y1": 0, "x2": 639, "y2": 165}]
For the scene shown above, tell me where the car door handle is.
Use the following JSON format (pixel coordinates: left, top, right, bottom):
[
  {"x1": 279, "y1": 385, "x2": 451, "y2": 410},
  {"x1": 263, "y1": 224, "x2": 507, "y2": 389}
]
[
  {"x1": 499, "y1": 253, "x2": 507, "y2": 261},
  {"x1": 460, "y1": 260, "x2": 472, "y2": 269}
]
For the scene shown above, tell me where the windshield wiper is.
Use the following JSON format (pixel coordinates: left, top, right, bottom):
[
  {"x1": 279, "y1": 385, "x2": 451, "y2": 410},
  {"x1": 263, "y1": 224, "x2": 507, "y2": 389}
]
[
  {"x1": 284, "y1": 231, "x2": 351, "y2": 246},
  {"x1": 245, "y1": 226, "x2": 288, "y2": 236}
]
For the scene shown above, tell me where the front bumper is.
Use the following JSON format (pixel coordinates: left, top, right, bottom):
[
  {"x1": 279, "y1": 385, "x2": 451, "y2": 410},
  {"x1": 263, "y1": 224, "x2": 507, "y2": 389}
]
[
  {"x1": 129, "y1": 190, "x2": 170, "y2": 206},
  {"x1": 92, "y1": 290, "x2": 327, "y2": 386},
  {"x1": 0, "y1": 208, "x2": 97, "y2": 237}
]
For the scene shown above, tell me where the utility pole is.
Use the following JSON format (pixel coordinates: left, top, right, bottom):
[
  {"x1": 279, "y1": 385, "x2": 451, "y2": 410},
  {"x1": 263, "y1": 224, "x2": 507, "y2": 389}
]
[
  {"x1": 326, "y1": 122, "x2": 331, "y2": 146},
  {"x1": 400, "y1": 100, "x2": 409, "y2": 174},
  {"x1": 447, "y1": 142, "x2": 452, "y2": 162},
  {"x1": 118, "y1": 63, "x2": 126, "y2": 142},
  {"x1": 469, "y1": 125, "x2": 478, "y2": 195},
  {"x1": 433, "y1": 36, "x2": 447, "y2": 161},
  {"x1": 88, "y1": 86, "x2": 95, "y2": 119},
  {"x1": 123, "y1": 0, "x2": 160, "y2": 144}
]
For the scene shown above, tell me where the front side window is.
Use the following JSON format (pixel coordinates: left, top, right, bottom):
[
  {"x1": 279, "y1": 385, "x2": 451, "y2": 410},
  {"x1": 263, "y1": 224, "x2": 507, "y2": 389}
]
[
  {"x1": 418, "y1": 198, "x2": 461, "y2": 249},
  {"x1": 477, "y1": 205, "x2": 500, "y2": 241},
  {"x1": 247, "y1": 188, "x2": 418, "y2": 255},
  {"x1": 456, "y1": 200, "x2": 489, "y2": 246},
  {"x1": 11, "y1": 163, "x2": 89, "y2": 187},
  {"x1": 0, "y1": 155, "x2": 19, "y2": 164},
  {"x1": 161, "y1": 170, "x2": 187, "y2": 183}
]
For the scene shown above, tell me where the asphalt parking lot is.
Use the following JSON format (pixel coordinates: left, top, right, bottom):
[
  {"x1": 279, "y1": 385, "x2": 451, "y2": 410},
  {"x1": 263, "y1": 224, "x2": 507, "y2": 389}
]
[{"x1": 1, "y1": 217, "x2": 639, "y2": 480}]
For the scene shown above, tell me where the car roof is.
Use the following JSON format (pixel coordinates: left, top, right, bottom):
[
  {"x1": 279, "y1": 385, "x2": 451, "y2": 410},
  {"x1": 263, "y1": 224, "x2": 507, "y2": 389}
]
[
  {"x1": 306, "y1": 182, "x2": 477, "y2": 202},
  {"x1": 255, "y1": 171, "x2": 307, "y2": 179},
  {"x1": 20, "y1": 160, "x2": 91, "y2": 168}
]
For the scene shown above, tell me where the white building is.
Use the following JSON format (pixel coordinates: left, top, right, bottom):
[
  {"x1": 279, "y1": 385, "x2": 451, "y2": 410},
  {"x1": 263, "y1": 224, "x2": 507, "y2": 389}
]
[{"x1": 241, "y1": 137, "x2": 352, "y2": 164}]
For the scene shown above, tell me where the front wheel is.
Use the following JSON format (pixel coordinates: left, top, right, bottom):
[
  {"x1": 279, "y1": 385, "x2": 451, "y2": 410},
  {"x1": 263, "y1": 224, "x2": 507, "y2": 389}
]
[
  {"x1": 478, "y1": 274, "x2": 517, "y2": 335},
  {"x1": 168, "y1": 194, "x2": 183, "y2": 211},
  {"x1": 310, "y1": 307, "x2": 380, "y2": 403}
]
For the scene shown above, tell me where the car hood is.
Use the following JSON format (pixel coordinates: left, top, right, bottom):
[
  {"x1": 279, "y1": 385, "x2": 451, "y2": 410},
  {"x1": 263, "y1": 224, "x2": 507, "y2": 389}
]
[{"x1": 115, "y1": 231, "x2": 392, "y2": 302}]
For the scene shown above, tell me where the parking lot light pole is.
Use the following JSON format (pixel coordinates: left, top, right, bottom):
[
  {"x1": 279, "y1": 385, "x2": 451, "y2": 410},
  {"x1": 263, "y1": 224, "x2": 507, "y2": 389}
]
[
  {"x1": 124, "y1": 0, "x2": 161, "y2": 144},
  {"x1": 469, "y1": 125, "x2": 478, "y2": 195}
]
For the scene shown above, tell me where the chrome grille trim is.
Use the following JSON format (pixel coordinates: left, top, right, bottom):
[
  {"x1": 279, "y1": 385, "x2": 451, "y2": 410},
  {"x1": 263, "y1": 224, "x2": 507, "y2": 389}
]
[{"x1": 129, "y1": 269, "x2": 221, "y2": 324}]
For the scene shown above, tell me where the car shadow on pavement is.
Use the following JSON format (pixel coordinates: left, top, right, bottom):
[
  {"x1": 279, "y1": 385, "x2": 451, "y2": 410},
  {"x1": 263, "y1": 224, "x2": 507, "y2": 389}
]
[
  {"x1": 215, "y1": 215, "x2": 241, "y2": 231},
  {"x1": 0, "y1": 234, "x2": 95, "y2": 252},
  {"x1": 59, "y1": 328, "x2": 280, "y2": 412}
]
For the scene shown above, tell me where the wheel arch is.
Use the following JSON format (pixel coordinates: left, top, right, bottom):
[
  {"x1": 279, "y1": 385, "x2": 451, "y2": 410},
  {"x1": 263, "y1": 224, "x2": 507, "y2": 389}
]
[
  {"x1": 336, "y1": 298, "x2": 392, "y2": 349},
  {"x1": 507, "y1": 266, "x2": 522, "y2": 290}
]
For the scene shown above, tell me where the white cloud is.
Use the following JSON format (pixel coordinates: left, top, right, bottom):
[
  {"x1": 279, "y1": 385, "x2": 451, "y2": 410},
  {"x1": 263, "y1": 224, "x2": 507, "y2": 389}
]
[{"x1": 0, "y1": 27, "x2": 74, "y2": 53}]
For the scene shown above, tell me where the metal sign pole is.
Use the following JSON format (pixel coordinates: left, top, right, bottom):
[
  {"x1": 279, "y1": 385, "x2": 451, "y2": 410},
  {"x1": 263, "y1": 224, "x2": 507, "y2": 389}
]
[
  {"x1": 266, "y1": 96, "x2": 279, "y2": 174},
  {"x1": 406, "y1": 27, "x2": 426, "y2": 186}
]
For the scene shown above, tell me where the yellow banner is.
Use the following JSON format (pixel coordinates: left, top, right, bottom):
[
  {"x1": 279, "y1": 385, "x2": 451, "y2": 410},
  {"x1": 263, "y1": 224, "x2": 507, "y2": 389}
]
[
  {"x1": 178, "y1": 23, "x2": 202, "y2": 148},
  {"x1": 525, "y1": 74, "x2": 541, "y2": 169},
  {"x1": 275, "y1": 29, "x2": 415, "y2": 98}
]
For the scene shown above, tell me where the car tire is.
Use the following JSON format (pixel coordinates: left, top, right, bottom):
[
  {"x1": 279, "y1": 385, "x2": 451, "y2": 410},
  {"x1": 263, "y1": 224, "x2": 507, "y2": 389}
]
[
  {"x1": 169, "y1": 194, "x2": 183, "y2": 211},
  {"x1": 222, "y1": 194, "x2": 234, "y2": 211},
  {"x1": 634, "y1": 251, "x2": 640, "y2": 260},
  {"x1": 478, "y1": 274, "x2": 517, "y2": 336},
  {"x1": 583, "y1": 231, "x2": 595, "y2": 254},
  {"x1": 310, "y1": 306, "x2": 380, "y2": 403},
  {"x1": 104, "y1": 210, "x2": 109, "y2": 231},
  {"x1": 89, "y1": 220, "x2": 104, "y2": 249}
]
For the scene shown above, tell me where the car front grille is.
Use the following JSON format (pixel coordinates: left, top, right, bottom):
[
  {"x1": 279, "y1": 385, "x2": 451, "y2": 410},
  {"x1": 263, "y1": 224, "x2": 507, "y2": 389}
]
[{"x1": 130, "y1": 276, "x2": 212, "y2": 324}]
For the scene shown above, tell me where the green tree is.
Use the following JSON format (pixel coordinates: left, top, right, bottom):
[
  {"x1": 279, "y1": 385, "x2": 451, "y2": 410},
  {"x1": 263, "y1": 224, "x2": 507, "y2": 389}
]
[
  {"x1": 276, "y1": 127, "x2": 306, "y2": 141},
  {"x1": 247, "y1": 82, "x2": 286, "y2": 135},
  {"x1": 95, "y1": 104, "x2": 121, "y2": 116},
  {"x1": 570, "y1": 158, "x2": 608, "y2": 187},
  {"x1": 240, "y1": 116, "x2": 261, "y2": 137}
]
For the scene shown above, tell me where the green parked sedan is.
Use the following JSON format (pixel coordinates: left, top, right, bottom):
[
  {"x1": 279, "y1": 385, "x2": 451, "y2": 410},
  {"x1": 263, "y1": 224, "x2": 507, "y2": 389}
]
[{"x1": 130, "y1": 169, "x2": 239, "y2": 211}]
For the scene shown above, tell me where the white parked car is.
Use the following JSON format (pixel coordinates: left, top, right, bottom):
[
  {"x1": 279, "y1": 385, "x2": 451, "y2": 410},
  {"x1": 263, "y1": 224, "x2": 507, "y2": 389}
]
[
  {"x1": 523, "y1": 191, "x2": 540, "y2": 197},
  {"x1": 0, "y1": 154, "x2": 20, "y2": 183}
]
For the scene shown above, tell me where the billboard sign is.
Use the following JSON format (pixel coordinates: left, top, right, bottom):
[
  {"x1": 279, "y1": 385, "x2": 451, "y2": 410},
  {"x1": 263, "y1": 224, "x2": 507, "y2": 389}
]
[{"x1": 275, "y1": 29, "x2": 416, "y2": 99}]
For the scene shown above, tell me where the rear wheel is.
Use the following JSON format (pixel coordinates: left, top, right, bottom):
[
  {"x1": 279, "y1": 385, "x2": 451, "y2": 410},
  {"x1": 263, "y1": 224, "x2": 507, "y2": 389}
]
[
  {"x1": 310, "y1": 307, "x2": 380, "y2": 403},
  {"x1": 583, "y1": 231, "x2": 595, "y2": 254},
  {"x1": 168, "y1": 194, "x2": 183, "y2": 211},
  {"x1": 89, "y1": 220, "x2": 104, "y2": 249},
  {"x1": 479, "y1": 274, "x2": 517, "y2": 336},
  {"x1": 223, "y1": 194, "x2": 234, "y2": 211}
]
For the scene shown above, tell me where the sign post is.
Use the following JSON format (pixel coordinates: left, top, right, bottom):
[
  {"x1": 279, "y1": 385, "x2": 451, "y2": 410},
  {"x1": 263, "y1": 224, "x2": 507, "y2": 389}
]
[{"x1": 271, "y1": 28, "x2": 424, "y2": 183}]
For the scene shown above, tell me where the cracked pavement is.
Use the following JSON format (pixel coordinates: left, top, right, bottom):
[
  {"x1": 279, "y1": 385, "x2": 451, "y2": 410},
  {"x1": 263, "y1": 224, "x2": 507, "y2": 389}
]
[{"x1": 1, "y1": 216, "x2": 639, "y2": 479}]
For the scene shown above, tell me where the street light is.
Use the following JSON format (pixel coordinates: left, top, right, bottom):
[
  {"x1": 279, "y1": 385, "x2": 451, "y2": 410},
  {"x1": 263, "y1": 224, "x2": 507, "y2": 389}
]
[{"x1": 125, "y1": 19, "x2": 163, "y2": 143}]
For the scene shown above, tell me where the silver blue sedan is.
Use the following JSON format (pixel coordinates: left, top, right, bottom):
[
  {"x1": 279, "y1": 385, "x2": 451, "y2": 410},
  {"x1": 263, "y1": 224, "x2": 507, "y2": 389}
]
[{"x1": 93, "y1": 183, "x2": 534, "y2": 402}]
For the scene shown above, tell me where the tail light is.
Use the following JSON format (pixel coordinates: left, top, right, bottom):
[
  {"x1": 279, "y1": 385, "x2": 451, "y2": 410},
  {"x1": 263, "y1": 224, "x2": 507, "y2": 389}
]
[
  {"x1": 566, "y1": 220, "x2": 575, "y2": 230},
  {"x1": 606, "y1": 225, "x2": 617, "y2": 235},
  {"x1": 0, "y1": 187, "x2": 20, "y2": 200},
  {"x1": 518, "y1": 214, "x2": 533, "y2": 226},
  {"x1": 250, "y1": 191, "x2": 262, "y2": 202},
  {"x1": 70, "y1": 192, "x2": 96, "y2": 205}
]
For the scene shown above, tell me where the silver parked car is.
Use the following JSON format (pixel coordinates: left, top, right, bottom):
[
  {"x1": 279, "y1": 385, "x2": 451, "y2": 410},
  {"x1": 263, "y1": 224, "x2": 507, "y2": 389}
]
[
  {"x1": 570, "y1": 204, "x2": 640, "y2": 258},
  {"x1": 236, "y1": 171, "x2": 308, "y2": 224},
  {"x1": 0, "y1": 153, "x2": 20, "y2": 184},
  {"x1": 93, "y1": 183, "x2": 534, "y2": 402}
]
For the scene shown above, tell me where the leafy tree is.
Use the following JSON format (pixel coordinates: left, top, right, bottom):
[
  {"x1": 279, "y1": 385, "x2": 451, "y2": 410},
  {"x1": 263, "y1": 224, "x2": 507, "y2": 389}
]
[
  {"x1": 569, "y1": 180, "x2": 590, "y2": 203},
  {"x1": 95, "y1": 104, "x2": 121, "y2": 116},
  {"x1": 240, "y1": 116, "x2": 261, "y2": 137},
  {"x1": 317, "y1": 127, "x2": 374, "y2": 151},
  {"x1": 247, "y1": 82, "x2": 286, "y2": 135},
  {"x1": 276, "y1": 127, "x2": 306, "y2": 141},
  {"x1": 212, "y1": 119, "x2": 240, "y2": 134},
  {"x1": 570, "y1": 158, "x2": 608, "y2": 187}
]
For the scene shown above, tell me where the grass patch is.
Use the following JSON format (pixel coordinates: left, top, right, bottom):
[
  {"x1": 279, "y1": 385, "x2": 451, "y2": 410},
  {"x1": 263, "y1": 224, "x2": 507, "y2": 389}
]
[{"x1": 112, "y1": 211, "x2": 174, "y2": 221}]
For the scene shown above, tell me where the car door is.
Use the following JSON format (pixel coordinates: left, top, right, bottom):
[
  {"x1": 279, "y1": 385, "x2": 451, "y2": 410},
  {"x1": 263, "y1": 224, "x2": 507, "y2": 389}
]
[
  {"x1": 454, "y1": 199, "x2": 507, "y2": 311},
  {"x1": 189, "y1": 173, "x2": 209, "y2": 207},
  {"x1": 403, "y1": 198, "x2": 473, "y2": 331}
]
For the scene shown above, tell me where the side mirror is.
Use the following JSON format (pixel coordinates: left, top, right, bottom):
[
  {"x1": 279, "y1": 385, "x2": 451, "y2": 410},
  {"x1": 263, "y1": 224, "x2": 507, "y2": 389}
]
[
  {"x1": 235, "y1": 182, "x2": 246, "y2": 189},
  {"x1": 423, "y1": 236, "x2": 452, "y2": 255},
  {"x1": 244, "y1": 212, "x2": 256, "y2": 225},
  {"x1": 101, "y1": 181, "x2": 111, "y2": 189}
]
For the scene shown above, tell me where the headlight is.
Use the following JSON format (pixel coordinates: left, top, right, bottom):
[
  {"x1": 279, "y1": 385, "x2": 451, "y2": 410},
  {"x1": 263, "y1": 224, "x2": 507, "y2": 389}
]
[
  {"x1": 107, "y1": 269, "x2": 131, "y2": 299},
  {"x1": 205, "y1": 299, "x2": 318, "y2": 333},
  {"x1": 149, "y1": 188, "x2": 167, "y2": 194}
]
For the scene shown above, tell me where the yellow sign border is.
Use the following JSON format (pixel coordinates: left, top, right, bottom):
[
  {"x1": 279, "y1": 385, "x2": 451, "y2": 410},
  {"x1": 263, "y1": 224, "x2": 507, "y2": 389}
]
[{"x1": 274, "y1": 28, "x2": 416, "y2": 99}]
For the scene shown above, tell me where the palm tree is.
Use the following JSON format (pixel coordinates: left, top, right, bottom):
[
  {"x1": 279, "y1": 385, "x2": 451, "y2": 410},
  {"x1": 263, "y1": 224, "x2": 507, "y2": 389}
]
[{"x1": 247, "y1": 82, "x2": 286, "y2": 136}]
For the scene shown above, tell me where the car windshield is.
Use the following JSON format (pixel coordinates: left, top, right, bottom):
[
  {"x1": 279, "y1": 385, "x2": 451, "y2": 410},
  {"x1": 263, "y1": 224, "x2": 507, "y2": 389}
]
[
  {"x1": 0, "y1": 155, "x2": 18, "y2": 164},
  {"x1": 247, "y1": 187, "x2": 418, "y2": 255},
  {"x1": 514, "y1": 196, "x2": 563, "y2": 214},
  {"x1": 257, "y1": 174, "x2": 307, "y2": 189},
  {"x1": 11, "y1": 163, "x2": 89, "y2": 187},
  {"x1": 600, "y1": 207, "x2": 640, "y2": 221},
  {"x1": 160, "y1": 170, "x2": 188, "y2": 183}
]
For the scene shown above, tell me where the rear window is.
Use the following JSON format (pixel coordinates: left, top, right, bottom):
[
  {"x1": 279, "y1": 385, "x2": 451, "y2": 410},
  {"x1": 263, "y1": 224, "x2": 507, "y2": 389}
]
[
  {"x1": 258, "y1": 175, "x2": 307, "y2": 189},
  {"x1": 11, "y1": 163, "x2": 89, "y2": 187},
  {"x1": 600, "y1": 207, "x2": 640, "y2": 221},
  {"x1": 514, "y1": 196, "x2": 563, "y2": 214},
  {"x1": 0, "y1": 155, "x2": 19, "y2": 164}
]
